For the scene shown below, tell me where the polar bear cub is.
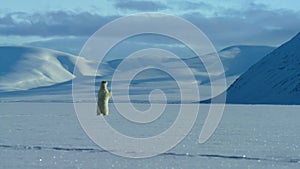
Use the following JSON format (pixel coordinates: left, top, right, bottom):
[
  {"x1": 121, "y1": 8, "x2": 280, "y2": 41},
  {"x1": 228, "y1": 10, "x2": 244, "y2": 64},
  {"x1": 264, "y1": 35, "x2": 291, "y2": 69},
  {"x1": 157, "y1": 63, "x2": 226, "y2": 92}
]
[{"x1": 97, "y1": 81, "x2": 112, "y2": 116}]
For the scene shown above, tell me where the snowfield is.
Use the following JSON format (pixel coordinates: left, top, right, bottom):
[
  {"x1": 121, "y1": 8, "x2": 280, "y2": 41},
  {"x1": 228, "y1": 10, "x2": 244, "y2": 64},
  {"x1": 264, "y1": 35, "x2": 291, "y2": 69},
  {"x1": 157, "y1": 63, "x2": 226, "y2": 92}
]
[{"x1": 1, "y1": 103, "x2": 299, "y2": 169}]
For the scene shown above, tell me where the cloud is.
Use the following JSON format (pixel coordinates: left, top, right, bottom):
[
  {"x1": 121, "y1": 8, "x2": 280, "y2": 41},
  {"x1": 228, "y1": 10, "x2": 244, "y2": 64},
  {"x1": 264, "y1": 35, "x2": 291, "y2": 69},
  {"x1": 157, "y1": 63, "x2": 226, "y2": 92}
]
[
  {"x1": 183, "y1": 3, "x2": 300, "y2": 48},
  {"x1": 0, "y1": 11, "x2": 117, "y2": 37},
  {"x1": 180, "y1": 1, "x2": 213, "y2": 10},
  {"x1": 0, "y1": 3, "x2": 299, "y2": 52},
  {"x1": 113, "y1": 0, "x2": 167, "y2": 11}
]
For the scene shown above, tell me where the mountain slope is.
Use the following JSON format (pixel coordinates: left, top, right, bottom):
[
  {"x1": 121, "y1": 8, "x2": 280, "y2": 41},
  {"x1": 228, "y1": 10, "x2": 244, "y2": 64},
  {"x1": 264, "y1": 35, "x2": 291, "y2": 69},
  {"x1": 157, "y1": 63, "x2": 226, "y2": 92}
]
[
  {"x1": 226, "y1": 33, "x2": 300, "y2": 104},
  {"x1": 0, "y1": 46, "x2": 98, "y2": 91}
]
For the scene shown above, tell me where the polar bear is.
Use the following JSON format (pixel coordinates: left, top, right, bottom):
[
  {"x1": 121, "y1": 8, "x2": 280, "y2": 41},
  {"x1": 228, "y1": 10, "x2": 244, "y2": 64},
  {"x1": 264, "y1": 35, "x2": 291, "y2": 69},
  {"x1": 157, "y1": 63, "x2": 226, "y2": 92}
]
[{"x1": 97, "y1": 81, "x2": 112, "y2": 116}]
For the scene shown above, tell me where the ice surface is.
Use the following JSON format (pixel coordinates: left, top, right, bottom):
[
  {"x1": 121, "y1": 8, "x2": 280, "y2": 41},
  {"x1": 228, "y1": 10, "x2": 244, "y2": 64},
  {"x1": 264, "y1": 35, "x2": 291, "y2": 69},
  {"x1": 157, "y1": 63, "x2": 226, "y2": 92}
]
[{"x1": 1, "y1": 103, "x2": 299, "y2": 169}]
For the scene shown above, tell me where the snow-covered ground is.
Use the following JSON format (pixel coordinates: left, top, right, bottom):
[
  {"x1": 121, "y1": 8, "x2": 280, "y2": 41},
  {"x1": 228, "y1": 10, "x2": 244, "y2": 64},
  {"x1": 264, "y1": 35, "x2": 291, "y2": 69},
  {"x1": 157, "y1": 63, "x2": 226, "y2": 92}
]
[{"x1": 1, "y1": 103, "x2": 299, "y2": 169}]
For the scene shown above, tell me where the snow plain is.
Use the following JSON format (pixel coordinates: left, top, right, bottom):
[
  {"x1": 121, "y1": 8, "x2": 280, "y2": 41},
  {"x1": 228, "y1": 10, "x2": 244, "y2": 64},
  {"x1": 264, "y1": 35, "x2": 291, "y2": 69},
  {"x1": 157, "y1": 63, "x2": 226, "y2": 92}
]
[{"x1": 1, "y1": 102, "x2": 299, "y2": 169}]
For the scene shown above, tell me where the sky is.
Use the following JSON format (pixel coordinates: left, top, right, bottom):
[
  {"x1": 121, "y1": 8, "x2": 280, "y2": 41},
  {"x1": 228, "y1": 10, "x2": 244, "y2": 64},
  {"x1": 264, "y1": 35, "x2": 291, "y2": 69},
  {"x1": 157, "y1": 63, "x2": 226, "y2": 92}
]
[{"x1": 0, "y1": 0, "x2": 300, "y2": 57}]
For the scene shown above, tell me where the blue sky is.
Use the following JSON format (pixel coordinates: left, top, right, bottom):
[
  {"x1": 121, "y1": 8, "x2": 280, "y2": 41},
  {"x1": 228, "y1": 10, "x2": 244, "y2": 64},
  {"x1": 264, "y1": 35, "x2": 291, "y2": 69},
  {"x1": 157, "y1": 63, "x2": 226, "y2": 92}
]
[{"x1": 0, "y1": 0, "x2": 300, "y2": 56}]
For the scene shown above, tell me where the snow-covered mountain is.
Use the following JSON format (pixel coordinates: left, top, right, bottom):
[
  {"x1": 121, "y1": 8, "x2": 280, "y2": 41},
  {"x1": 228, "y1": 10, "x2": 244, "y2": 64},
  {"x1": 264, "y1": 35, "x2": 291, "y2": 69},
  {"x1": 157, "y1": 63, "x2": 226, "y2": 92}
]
[
  {"x1": 99, "y1": 45, "x2": 274, "y2": 102},
  {"x1": 0, "y1": 45, "x2": 274, "y2": 102},
  {"x1": 105, "y1": 45, "x2": 274, "y2": 83},
  {"x1": 226, "y1": 33, "x2": 300, "y2": 104},
  {"x1": 0, "y1": 46, "x2": 98, "y2": 91},
  {"x1": 218, "y1": 45, "x2": 275, "y2": 77}
]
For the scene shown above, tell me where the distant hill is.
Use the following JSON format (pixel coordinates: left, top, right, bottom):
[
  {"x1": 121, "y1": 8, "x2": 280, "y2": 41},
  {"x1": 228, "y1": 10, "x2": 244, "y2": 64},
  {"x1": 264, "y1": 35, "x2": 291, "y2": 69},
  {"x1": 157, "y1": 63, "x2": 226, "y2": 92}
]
[{"x1": 226, "y1": 33, "x2": 300, "y2": 104}]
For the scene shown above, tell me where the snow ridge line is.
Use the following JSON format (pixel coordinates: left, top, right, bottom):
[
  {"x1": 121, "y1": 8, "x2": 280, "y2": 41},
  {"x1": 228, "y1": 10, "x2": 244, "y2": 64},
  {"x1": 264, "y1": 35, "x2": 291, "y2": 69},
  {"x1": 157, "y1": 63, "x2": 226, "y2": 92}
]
[
  {"x1": 0, "y1": 144, "x2": 106, "y2": 153},
  {"x1": 162, "y1": 152, "x2": 300, "y2": 164},
  {"x1": 1, "y1": 144, "x2": 299, "y2": 163}
]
